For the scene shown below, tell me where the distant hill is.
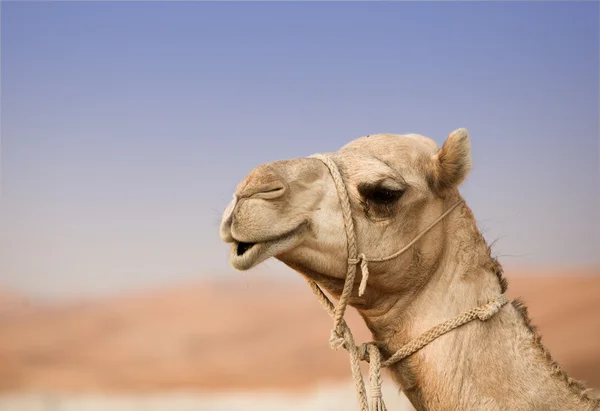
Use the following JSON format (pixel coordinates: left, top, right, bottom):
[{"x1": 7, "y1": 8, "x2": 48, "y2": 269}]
[
  {"x1": 0, "y1": 268, "x2": 598, "y2": 393},
  {"x1": 0, "y1": 290, "x2": 35, "y2": 318}
]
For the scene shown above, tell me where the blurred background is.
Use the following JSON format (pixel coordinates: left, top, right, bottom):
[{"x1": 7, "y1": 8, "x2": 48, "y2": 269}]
[{"x1": 0, "y1": 2, "x2": 598, "y2": 410}]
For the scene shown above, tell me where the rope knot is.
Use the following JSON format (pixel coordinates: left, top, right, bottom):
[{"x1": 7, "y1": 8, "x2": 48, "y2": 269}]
[
  {"x1": 358, "y1": 343, "x2": 371, "y2": 362},
  {"x1": 475, "y1": 295, "x2": 508, "y2": 321},
  {"x1": 329, "y1": 329, "x2": 345, "y2": 350},
  {"x1": 370, "y1": 384, "x2": 382, "y2": 399},
  {"x1": 348, "y1": 253, "x2": 370, "y2": 297}
]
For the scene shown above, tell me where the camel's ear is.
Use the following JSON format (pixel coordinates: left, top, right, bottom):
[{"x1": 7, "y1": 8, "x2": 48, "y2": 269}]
[{"x1": 431, "y1": 128, "x2": 472, "y2": 193}]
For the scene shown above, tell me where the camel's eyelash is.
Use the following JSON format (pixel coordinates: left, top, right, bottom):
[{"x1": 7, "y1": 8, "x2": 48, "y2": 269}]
[
  {"x1": 357, "y1": 183, "x2": 405, "y2": 205},
  {"x1": 357, "y1": 183, "x2": 405, "y2": 220}
]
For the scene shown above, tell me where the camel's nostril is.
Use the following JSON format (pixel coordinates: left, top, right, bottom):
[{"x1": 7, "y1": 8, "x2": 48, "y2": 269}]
[
  {"x1": 250, "y1": 185, "x2": 285, "y2": 199},
  {"x1": 236, "y1": 242, "x2": 255, "y2": 256},
  {"x1": 263, "y1": 187, "x2": 284, "y2": 194},
  {"x1": 236, "y1": 164, "x2": 287, "y2": 200}
]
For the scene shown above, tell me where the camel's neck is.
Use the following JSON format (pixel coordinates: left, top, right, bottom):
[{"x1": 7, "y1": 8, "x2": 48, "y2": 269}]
[{"x1": 361, "y1": 204, "x2": 598, "y2": 411}]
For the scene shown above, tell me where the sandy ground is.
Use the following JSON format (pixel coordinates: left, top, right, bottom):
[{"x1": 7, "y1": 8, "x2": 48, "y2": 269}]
[
  {"x1": 0, "y1": 382, "x2": 416, "y2": 411},
  {"x1": 0, "y1": 267, "x2": 598, "y2": 409}
]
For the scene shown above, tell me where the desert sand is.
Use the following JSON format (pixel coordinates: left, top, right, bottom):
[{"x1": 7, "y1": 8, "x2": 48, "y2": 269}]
[{"x1": 0, "y1": 268, "x2": 599, "y2": 397}]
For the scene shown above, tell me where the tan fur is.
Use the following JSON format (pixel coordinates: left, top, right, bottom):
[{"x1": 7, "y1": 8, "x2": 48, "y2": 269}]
[
  {"x1": 430, "y1": 128, "x2": 472, "y2": 194},
  {"x1": 220, "y1": 129, "x2": 599, "y2": 410}
]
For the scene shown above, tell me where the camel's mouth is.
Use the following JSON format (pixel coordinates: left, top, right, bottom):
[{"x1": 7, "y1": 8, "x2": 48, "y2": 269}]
[
  {"x1": 229, "y1": 223, "x2": 307, "y2": 271},
  {"x1": 236, "y1": 241, "x2": 256, "y2": 256}
]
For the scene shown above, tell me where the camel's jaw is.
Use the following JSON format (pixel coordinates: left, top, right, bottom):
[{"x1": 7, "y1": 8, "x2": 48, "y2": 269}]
[{"x1": 228, "y1": 222, "x2": 308, "y2": 271}]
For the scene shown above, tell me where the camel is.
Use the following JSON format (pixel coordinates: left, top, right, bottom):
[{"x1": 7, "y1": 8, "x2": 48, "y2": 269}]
[{"x1": 219, "y1": 128, "x2": 599, "y2": 410}]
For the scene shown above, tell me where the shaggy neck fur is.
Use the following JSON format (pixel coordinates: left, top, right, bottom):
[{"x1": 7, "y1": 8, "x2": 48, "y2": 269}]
[{"x1": 355, "y1": 203, "x2": 599, "y2": 411}]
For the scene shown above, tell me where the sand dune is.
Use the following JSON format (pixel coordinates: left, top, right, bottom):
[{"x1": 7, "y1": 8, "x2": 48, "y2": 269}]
[{"x1": 0, "y1": 268, "x2": 599, "y2": 395}]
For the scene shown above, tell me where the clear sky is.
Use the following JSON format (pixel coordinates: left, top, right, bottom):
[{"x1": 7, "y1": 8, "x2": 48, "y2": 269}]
[{"x1": 1, "y1": 2, "x2": 598, "y2": 299}]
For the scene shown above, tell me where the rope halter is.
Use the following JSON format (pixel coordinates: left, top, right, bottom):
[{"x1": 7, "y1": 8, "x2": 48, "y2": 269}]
[{"x1": 304, "y1": 153, "x2": 508, "y2": 411}]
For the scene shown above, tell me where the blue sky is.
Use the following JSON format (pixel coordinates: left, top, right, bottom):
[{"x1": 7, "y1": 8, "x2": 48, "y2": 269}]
[{"x1": 1, "y1": 2, "x2": 598, "y2": 299}]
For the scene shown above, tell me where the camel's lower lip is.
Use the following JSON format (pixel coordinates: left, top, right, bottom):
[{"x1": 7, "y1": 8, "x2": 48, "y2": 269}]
[{"x1": 229, "y1": 223, "x2": 306, "y2": 270}]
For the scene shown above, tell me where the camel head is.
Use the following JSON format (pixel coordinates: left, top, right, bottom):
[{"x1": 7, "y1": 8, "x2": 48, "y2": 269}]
[{"x1": 220, "y1": 129, "x2": 472, "y2": 305}]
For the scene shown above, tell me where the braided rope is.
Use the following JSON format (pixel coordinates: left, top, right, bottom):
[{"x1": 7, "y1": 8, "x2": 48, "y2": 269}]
[
  {"x1": 381, "y1": 294, "x2": 509, "y2": 367},
  {"x1": 367, "y1": 343, "x2": 387, "y2": 411},
  {"x1": 307, "y1": 153, "x2": 508, "y2": 411},
  {"x1": 309, "y1": 154, "x2": 360, "y2": 342},
  {"x1": 305, "y1": 278, "x2": 369, "y2": 411}
]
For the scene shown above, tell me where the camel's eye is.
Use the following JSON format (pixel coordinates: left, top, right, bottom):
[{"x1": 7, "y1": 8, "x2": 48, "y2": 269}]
[{"x1": 357, "y1": 183, "x2": 405, "y2": 205}]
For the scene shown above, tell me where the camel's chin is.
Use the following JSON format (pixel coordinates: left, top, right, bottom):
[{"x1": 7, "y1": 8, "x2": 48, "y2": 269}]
[{"x1": 229, "y1": 225, "x2": 306, "y2": 271}]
